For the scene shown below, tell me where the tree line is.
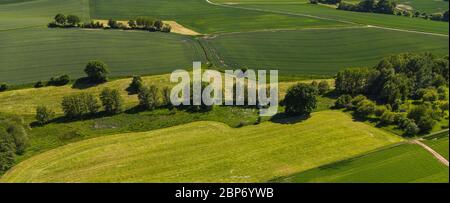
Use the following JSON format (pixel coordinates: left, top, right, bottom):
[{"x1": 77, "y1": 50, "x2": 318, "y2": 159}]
[
  {"x1": 309, "y1": 0, "x2": 449, "y2": 22},
  {"x1": 334, "y1": 52, "x2": 449, "y2": 135},
  {"x1": 48, "y1": 14, "x2": 171, "y2": 33}
]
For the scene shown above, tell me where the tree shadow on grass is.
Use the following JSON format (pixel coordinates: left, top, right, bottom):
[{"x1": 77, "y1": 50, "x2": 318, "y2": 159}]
[
  {"x1": 270, "y1": 112, "x2": 309, "y2": 124},
  {"x1": 30, "y1": 111, "x2": 115, "y2": 128},
  {"x1": 71, "y1": 77, "x2": 105, "y2": 90},
  {"x1": 322, "y1": 89, "x2": 340, "y2": 99}
]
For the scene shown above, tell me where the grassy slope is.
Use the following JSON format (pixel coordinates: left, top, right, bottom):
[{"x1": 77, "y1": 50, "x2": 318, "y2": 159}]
[
  {"x1": 89, "y1": 0, "x2": 347, "y2": 34},
  {"x1": 0, "y1": 28, "x2": 206, "y2": 84},
  {"x1": 275, "y1": 143, "x2": 449, "y2": 183},
  {"x1": 0, "y1": 0, "x2": 90, "y2": 30},
  {"x1": 0, "y1": 71, "x2": 332, "y2": 115},
  {"x1": 0, "y1": 111, "x2": 402, "y2": 183},
  {"x1": 202, "y1": 27, "x2": 448, "y2": 76},
  {"x1": 237, "y1": 3, "x2": 449, "y2": 34}
]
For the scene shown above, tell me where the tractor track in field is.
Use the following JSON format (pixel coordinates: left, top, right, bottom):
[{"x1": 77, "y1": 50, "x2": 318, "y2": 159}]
[
  {"x1": 412, "y1": 139, "x2": 449, "y2": 167},
  {"x1": 205, "y1": 0, "x2": 449, "y2": 37}
]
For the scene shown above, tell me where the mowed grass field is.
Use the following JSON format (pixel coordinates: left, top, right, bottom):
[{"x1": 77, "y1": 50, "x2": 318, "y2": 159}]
[
  {"x1": 0, "y1": 28, "x2": 206, "y2": 84},
  {"x1": 0, "y1": 111, "x2": 402, "y2": 183},
  {"x1": 275, "y1": 143, "x2": 449, "y2": 183},
  {"x1": 237, "y1": 3, "x2": 449, "y2": 34},
  {"x1": 89, "y1": 0, "x2": 348, "y2": 34},
  {"x1": 202, "y1": 27, "x2": 449, "y2": 76},
  {"x1": 0, "y1": 0, "x2": 90, "y2": 30}
]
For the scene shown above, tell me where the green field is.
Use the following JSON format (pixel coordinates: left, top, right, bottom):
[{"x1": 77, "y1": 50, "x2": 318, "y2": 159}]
[
  {"x1": 89, "y1": 0, "x2": 346, "y2": 34},
  {"x1": 202, "y1": 27, "x2": 448, "y2": 75},
  {"x1": 397, "y1": 0, "x2": 448, "y2": 14},
  {"x1": 0, "y1": 111, "x2": 402, "y2": 183},
  {"x1": 235, "y1": 2, "x2": 449, "y2": 34},
  {"x1": 0, "y1": 28, "x2": 206, "y2": 84},
  {"x1": 275, "y1": 143, "x2": 449, "y2": 183},
  {"x1": 424, "y1": 133, "x2": 449, "y2": 160},
  {"x1": 0, "y1": 0, "x2": 90, "y2": 30}
]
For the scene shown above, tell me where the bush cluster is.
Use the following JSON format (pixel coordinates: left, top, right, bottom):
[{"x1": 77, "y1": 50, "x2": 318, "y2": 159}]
[{"x1": 0, "y1": 119, "x2": 28, "y2": 173}]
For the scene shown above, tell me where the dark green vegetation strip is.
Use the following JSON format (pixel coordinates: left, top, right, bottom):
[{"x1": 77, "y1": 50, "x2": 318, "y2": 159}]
[
  {"x1": 0, "y1": 28, "x2": 206, "y2": 84},
  {"x1": 274, "y1": 143, "x2": 449, "y2": 183},
  {"x1": 202, "y1": 28, "x2": 449, "y2": 76}
]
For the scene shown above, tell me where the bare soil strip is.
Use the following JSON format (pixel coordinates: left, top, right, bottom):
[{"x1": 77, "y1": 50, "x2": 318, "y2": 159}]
[{"x1": 92, "y1": 19, "x2": 201, "y2": 36}]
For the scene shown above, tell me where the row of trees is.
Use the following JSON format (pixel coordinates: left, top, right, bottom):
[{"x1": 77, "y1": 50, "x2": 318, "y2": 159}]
[
  {"x1": 49, "y1": 14, "x2": 172, "y2": 33},
  {"x1": 336, "y1": 0, "x2": 449, "y2": 22},
  {"x1": 334, "y1": 52, "x2": 449, "y2": 135},
  {"x1": 107, "y1": 17, "x2": 171, "y2": 33},
  {"x1": 337, "y1": 0, "x2": 397, "y2": 14},
  {"x1": 0, "y1": 119, "x2": 28, "y2": 173},
  {"x1": 48, "y1": 13, "x2": 81, "y2": 28},
  {"x1": 36, "y1": 87, "x2": 123, "y2": 124}
]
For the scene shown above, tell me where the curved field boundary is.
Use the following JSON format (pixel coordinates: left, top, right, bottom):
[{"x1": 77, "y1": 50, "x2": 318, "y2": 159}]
[
  {"x1": 206, "y1": 0, "x2": 449, "y2": 37},
  {"x1": 205, "y1": 0, "x2": 357, "y2": 25}
]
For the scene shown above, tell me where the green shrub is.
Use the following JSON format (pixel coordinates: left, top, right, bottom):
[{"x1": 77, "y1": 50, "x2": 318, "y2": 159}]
[
  {"x1": 127, "y1": 76, "x2": 144, "y2": 94},
  {"x1": 84, "y1": 61, "x2": 110, "y2": 83},
  {"x1": 380, "y1": 111, "x2": 395, "y2": 124},
  {"x1": 355, "y1": 99, "x2": 376, "y2": 118},
  {"x1": 100, "y1": 88, "x2": 123, "y2": 114},
  {"x1": 138, "y1": 85, "x2": 160, "y2": 110},
  {"x1": 351, "y1": 95, "x2": 367, "y2": 107},
  {"x1": 47, "y1": 75, "x2": 70, "y2": 86},
  {"x1": 0, "y1": 83, "x2": 8, "y2": 92},
  {"x1": 335, "y1": 94, "x2": 352, "y2": 109},
  {"x1": 34, "y1": 81, "x2": 45, "y2": 88},
  {"x1": 35, "y1": 106, "x2": 55, "y2": 125},
  {"x1": 318, "y1": 81, "x2": 330, "y2": 95},
  {"x1": 284, "y1": 83, "x2": 318, "y2": 116},
  {"x1": 61, "y1": 93, "x2": 100, "y2": 118},
  {"x1": 161, "y1": 87, "x2": 172, "y2": 107},
  {"x1": 408, "y1": 104, "x2": 437, "y2": 133},
  {"x1": 66, "y1": 15, "x2": 80, "y2": 26},
  {"x1": 0, "y1": 130, "x2": 15, "y2": 173},
  {"x1": 403, "y1": 119, "x2": 420, "y2": 136},
  {"x1": 374, "y1": 105, "x2": 387, "y2": 117}
]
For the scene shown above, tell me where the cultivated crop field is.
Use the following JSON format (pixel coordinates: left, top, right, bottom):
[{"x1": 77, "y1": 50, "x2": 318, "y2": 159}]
[
  {"x1": 202, "y1": 27, "x2": 448, "y2": 75},
  {"x1": 0, "y1": 111, "x2": 402, "y2": 183},
  {"x1": 397, "y1": 0, "x2": 449, "y2": 14},
  {"x1": 236, "y1": 2, "x2": 449, "y2": 34},
  {"x1": 276, "y1": 142, "x2": 449, "y2": 183},
  {"x1": 0, "y1": 28, "x2": 205, "y2": 84},
  {"x1": 89, "y1": 0, "x2": 346, "y2": 34},
  {"x1": 424, "y1": 132, "x2": 449, "y2": 160},
  {"x1": 0, "y1": 0, "x2": 90, "y2": 30}
]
